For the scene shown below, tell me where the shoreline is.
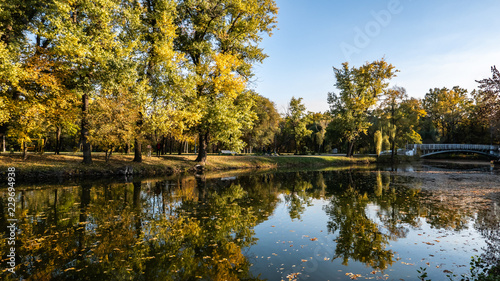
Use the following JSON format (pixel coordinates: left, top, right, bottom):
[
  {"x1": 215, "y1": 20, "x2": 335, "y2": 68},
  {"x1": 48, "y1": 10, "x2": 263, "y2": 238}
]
[{"x1": 1, "y1": 153, "x2": 376, "y2": 182}]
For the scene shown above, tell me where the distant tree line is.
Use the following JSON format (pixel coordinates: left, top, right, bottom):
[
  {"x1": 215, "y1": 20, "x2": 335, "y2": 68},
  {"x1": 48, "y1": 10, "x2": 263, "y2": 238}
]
[
  {"x1": 326, "y1": 60, "x2": 500, "y2": 157},
  {"x1": 1, "y1": 1, "x2": 499, "y2": 161}
]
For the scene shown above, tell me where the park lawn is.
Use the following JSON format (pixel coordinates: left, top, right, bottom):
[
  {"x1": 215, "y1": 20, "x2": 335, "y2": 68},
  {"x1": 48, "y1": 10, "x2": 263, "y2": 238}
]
[{"x1": 0, "y1": 152, "x2": 375, "y2": 179}]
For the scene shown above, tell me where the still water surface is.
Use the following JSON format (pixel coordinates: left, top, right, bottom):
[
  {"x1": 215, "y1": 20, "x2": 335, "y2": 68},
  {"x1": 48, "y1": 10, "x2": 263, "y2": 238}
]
[{"x1": 2, "y1": 162, "x2": 499, "y2": 280}]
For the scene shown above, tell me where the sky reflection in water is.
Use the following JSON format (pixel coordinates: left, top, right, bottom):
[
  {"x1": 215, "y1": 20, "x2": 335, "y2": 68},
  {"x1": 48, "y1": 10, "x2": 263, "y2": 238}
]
[{"x1": 1, "y1": 163, "x2": 499, "y2": 280}]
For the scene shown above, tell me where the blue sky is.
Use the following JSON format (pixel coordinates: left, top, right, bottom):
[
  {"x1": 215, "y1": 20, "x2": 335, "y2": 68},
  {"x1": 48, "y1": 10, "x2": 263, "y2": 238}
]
[{"x1": 252, "y1": 0, "x2": 500, "y2": 113}]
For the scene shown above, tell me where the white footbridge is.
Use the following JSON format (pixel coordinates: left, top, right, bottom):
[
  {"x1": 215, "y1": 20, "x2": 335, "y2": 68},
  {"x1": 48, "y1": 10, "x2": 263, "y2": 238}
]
[{"x1": 406, "y1": 144, "x2": 500, "y2": 158}]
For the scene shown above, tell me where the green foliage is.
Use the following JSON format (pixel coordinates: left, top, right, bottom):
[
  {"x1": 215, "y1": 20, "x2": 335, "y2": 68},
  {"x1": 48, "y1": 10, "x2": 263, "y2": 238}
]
[
  {"x1": 284, "y1": 97, "x2": 312, "y2": 154},
  {"x1": 460, "y1": 256, "x2": 500, "y2": 281},
  {"x1": 3, "y1": 0, "x2": 499, "y2": 163},
  {"x1": 422, "y1": 86, "x2": 471, "y2": 143},
  {"x1": 418, "y1": 256, "x2": 500, "y2": 281},
  {"x1": 305, "y1": 112, "x2": 331, "y2": 153},
  {"x1": 378, "y1": 87, "x2": 425, "y2": 155},
  {"x1": 474, "y1": 66, "x2": 500, "y2": 144},
  {"x1": 417, "y1": 267, "x2": 431, "y2": 281},
  {"x1": 174, "y1": 0, "x2": 278, "y2": 162},
  {"x1": 328, "y1": 59, "x2": 397, "y2": 157},
  {"x1": 242, "y1": 92, "x2": 281, "y2": 152}
]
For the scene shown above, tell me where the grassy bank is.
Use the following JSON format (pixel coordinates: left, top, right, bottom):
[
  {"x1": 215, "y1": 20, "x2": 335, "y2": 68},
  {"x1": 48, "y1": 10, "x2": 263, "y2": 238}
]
[{"x1": 0, "y1": 152, "x2": 375, "y2": 180}]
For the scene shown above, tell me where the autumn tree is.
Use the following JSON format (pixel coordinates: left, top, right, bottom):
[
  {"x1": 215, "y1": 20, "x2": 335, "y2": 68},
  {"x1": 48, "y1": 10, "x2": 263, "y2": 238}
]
[
  {"x1": 475, "y1": 66, "x2": 500, "y2": 145},
  {"x1": 127, "y1": 0, "x2": 196, "y2": 163},
  {"x1": 174, "y1": 0, "x2": 278, "y2": 163},
  {"x1": 0, "y1": 0, "x2": 81, "y2": 159},
  {"x1": 422, "y1": 86, "x2": 471, "y2": 143},
  {"x1": 328, "y1": 59, "x2": 397, "y2": 157},
  {"x1": 37, "y1": 0, "x2": 130, "y2": 164},
  {"x1": 380, "y1": 87, "x2": 425, "y2": 159},
  {"x1": 283, "y1": 97, "x2": 311, "y2": 154},
  {"x1": 305, "y1": 112, "x2": 331, "y2": 153},
  {"x1": 241, "y1": 92, "x2": 281, "y2": 153}
]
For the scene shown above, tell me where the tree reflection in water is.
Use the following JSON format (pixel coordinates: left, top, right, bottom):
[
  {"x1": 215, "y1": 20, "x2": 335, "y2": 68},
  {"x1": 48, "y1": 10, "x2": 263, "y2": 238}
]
[
  {"x1": 321, "y1": 169, "x2": 487, "y2": 271},
  {"x1": 2, "y1": 177, "x2": 267, "y2": 280},
  {"x1": 1, "y1": 168, "x2": 498, "y2": 280}
]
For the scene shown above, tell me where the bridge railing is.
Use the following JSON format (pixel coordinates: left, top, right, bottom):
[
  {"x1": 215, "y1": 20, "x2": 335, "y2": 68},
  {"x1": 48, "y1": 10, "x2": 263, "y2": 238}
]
[{"x1": 406, "y1": 144, "x2": 500, "y2": 155}]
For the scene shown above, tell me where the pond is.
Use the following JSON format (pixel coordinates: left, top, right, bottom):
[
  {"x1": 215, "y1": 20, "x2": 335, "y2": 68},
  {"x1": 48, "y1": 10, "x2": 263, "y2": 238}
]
[{"x1": 1, "y1": 161, "x2": 500, "y2": 280}]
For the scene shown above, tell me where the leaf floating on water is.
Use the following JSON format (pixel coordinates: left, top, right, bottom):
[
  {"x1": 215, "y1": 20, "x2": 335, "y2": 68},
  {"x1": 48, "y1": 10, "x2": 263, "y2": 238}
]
[
  {"x1": 301, "y1": 259, "x2": 308, "y2": 262},
  {"x1": 345, "y1": 272, "x2": 362, "y2": 279},
  {"x1": 286, "y1": 272, "x2": 301, "y2": 281},
  {"x1": 64, "y1": 267, "x2": 75, "y2": 272},
  {"x1": 310, "y1": 237, "x2": 318, "y2": 241}
]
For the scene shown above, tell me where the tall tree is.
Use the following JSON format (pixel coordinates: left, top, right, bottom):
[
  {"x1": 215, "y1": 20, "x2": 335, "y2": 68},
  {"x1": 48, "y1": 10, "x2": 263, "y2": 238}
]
[
  {"x1": 1, "y1": 0, "x2": 81, "y2": 159},
  {"x1": 40, "y1": 0, "x2": 127, "y2": 164},
  {"x1": 305, "y1": 112, "x2": 330, "y2": 153},
  {"x1": 397, "y1": 97, "x2": 425, "y2": 146},
  {"x1": 328, "y1": 59, "x2": 397, "y2": 157},
  {"x1": 241, "y1": 92, "x2": 281, "y2": 153},
  {"x1": 174, "y1": 0, "x2": 278, "y2": 163},
  {"x1": 422, "y1": 86, "x2": 471, "y2": 143},
  {"x1": 284, "y1": 97, "x2": 311, "y2": 154},
  {"x1": 129, "y1": 0, "x2": 194, "y2": 163},
  {"x1": 380, "y1": 87, "x2": 425, "y2": 159},
  {"x1": 382, "y1": 87, "x2": 406, "y2": 159},
  {"x1": 475, "y1": 66, "x2": 500, "y2": 145}
]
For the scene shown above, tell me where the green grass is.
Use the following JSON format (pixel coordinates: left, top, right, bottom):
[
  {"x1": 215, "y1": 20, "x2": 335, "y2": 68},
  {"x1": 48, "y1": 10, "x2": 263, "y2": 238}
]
[{"x1": 0, "y1": 152, "x2": 376, "y2": 180}]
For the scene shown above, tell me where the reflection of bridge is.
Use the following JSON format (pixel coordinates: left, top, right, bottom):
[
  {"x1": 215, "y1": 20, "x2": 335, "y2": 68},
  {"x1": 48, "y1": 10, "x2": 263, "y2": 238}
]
[{"x1": 406, "y1": 144, "x2": 500, "y2": 158}]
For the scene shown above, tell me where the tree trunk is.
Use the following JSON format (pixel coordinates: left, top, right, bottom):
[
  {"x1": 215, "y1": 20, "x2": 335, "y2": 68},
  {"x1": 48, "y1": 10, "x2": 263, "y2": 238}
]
[
  {"x1": 169, "y1": 135, "x2": 173, "y2": 154},
  {"x1": 133, "y1": 138, "x2": 142, "y2": 162},
  {"x1": 55, "y1": 126, "x2": 62, "y2": 155},
  {"x1": 391, "y1": 137, "x2": 395, "y2": 161},
  {"x1": 195, "y1": 132, "x2": 209, "y2": 163},
  {"x1": 346, "y1": 141, "x2": 354, "y2": 157},
  {"x1": 125, "y1": 142, "x2": 130, "y2": 154},
  {"x1": 22, "y1": 140, "x2": 28, "y2": 160},
  {"x1": 162, "y1": 135, "x2": 166, "y2": 155},
  {"x1": 391, "y1": 104, "x2": 395, "y2": 161},
  {"x1": 81, "y1": 93, "x2": 92, "y2": 164},
  {"x1": 40, "y1": 137, "x2": 45, "y2": 154},
  {"x1": 178, "y1": 139, "x2": 182, "y2": 155},
  {"x1": 105, "y1": 148, "x2": 113, "y2": 162}
]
